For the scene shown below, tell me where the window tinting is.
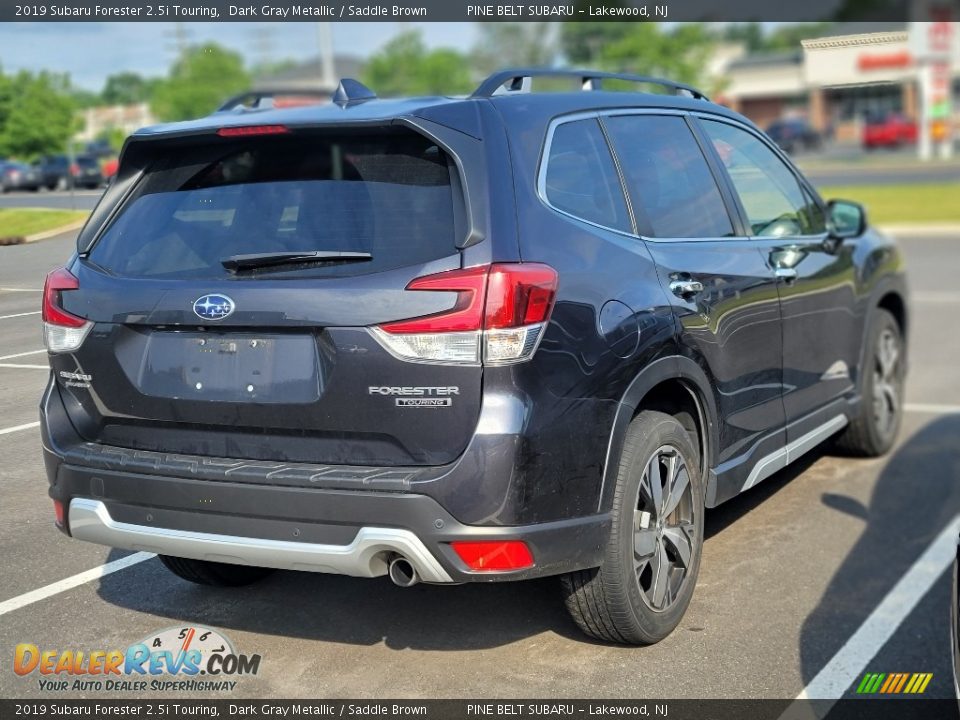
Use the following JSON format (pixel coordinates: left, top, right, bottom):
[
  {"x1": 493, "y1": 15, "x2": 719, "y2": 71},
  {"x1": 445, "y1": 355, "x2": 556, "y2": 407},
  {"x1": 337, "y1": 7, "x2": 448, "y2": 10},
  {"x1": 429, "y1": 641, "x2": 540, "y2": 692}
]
[
  {"x1": 89, "y1": 130, "x2": 461, "y2": 279},
  {"x1": 603, "y1": 115, "x2": 733, "y2": 239},
  {"x1": 702, "y1": 120, "x2": 826, "y2": 237},
  {"x1": 544, "y1": 119, "x2": 631, "y2": 233}
]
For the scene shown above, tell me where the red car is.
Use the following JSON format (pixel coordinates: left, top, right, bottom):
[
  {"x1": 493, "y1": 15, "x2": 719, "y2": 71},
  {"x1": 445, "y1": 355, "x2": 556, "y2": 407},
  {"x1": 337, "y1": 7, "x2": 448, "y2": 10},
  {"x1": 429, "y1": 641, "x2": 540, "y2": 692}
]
[{"x1": 863, "y1": 113, "x2": 918, "y2": 149}]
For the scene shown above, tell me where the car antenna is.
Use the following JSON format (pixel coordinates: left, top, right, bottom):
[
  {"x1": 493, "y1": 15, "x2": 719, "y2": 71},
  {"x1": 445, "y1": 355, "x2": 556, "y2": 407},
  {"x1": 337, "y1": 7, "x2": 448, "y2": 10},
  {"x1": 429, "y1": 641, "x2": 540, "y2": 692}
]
[{"x1": 332, "y1": 79, "x2": 377, "y2": 108}]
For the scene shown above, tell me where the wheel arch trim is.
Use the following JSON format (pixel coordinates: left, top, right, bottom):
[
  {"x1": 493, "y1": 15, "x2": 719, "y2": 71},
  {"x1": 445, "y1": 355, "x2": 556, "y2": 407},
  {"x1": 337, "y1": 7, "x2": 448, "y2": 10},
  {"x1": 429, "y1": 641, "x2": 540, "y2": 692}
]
[{"x1": 598, "y1": 355, "x2": 720, "y2": 513}]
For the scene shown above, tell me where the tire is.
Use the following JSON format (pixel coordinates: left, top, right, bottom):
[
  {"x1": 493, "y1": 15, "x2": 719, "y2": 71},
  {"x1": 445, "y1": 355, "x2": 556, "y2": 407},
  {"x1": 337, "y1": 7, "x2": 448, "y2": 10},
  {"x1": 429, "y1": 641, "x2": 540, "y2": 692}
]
[
  {"x1": 835, "y1": 308, "x2": 904, "y2": 457},
  {"x1": 562, "y1": 410, "x2": 704, "y2": 645},
  {"x1": 159, "y1": 555, "x2": 275, "y2": 587}
]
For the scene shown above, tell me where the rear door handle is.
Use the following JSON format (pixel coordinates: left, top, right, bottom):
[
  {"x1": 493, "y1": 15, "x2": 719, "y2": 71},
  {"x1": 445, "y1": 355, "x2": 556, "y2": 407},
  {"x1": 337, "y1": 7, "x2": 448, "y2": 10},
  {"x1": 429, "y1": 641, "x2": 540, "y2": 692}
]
[{"x1": 669, "y1": 279, "x2": 704, "y2": 299}]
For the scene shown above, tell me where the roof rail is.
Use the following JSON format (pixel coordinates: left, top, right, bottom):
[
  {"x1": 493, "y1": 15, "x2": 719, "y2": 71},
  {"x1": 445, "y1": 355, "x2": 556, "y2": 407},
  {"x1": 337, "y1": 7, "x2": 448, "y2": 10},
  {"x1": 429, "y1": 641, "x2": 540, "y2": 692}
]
[
  {"x1": 471, "y1": 68, "x2": 710, "y2": 101},
  {"x1": 215, "y1": 89, "x2": 331, "y2": 112}
]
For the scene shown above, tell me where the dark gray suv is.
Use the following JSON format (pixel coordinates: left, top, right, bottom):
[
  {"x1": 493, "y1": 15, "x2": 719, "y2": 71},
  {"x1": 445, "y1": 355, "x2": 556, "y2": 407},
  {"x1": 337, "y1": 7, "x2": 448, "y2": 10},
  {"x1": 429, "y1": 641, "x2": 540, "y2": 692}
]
[{"x1": 41, "y1": 71, "x2": 907, "y2": 644}]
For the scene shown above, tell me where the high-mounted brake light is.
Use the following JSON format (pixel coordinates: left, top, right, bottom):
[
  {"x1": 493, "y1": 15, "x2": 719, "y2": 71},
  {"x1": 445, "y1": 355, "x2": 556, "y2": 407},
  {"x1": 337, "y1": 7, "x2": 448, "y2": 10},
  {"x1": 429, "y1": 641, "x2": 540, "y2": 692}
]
[
  {"x1": 42, "y1": 267, "x2": 92, "y2": 353},
  {"x1": 371, "y1": 263, "x2": 558, "y2": 365},
  {"x1": 216, "y1": 125, "x2": 290, "y2": 137}
]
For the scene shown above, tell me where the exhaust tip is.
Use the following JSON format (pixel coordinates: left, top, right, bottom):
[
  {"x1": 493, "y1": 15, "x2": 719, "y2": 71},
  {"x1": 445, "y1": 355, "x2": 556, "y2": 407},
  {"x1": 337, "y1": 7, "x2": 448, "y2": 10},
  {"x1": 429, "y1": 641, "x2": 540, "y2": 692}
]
[{"x1": 388, "y1": 556, "x2": 419, "y2": 587}]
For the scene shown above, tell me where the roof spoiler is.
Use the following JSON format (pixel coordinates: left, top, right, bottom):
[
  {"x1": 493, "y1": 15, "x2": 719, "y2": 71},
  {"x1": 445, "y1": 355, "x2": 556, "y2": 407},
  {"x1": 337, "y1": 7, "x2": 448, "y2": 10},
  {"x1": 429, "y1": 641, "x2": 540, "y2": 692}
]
[
  {"x1": 214, "y1": 79, "x2": 378, "y2": 113},
  {"x1": 215, "y1": 89, "x2": 332, "y2": 112}
]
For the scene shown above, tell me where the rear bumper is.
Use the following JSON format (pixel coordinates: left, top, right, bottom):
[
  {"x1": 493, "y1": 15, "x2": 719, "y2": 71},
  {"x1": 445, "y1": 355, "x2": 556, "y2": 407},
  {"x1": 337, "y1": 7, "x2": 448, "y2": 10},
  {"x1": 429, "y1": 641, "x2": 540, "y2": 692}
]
[
  {"x1": 50, "y1": 466, "x2": 609, "y2": 583},
  {"x1": 69, "y1": 498, "x2": 454, "y2": 583}
]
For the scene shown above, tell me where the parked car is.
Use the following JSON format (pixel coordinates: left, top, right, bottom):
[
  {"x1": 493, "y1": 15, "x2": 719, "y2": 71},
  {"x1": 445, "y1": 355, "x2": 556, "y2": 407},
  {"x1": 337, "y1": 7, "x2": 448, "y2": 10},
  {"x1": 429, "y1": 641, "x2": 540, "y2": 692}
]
[
  {"x1": 35, "y1": 154, "x2": 104, "y2": 190},
  {"x1": 41, "y1": 70, "x2": 908, "y2": 645},
  {"x1": 765, "y1": 118, "x2": 822, "y2": 154},
  {"x1": 0, "y1": 161, "x2": 42, "y2": 192},
  {"x1": 863, "y1": 112, "x2": 917, "y2": 149}
]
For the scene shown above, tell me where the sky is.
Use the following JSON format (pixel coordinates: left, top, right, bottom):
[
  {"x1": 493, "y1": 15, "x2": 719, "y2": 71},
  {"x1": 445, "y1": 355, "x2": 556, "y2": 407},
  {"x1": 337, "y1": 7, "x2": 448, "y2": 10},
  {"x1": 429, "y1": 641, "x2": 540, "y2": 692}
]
[{"x1": 0, "y1": 22, "x2": 478, "y2": 91}]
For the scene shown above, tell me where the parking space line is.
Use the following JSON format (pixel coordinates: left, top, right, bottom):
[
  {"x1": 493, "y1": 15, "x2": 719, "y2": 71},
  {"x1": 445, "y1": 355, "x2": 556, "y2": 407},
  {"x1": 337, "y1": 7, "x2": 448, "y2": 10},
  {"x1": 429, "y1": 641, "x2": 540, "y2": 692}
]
[
  {"x1": 0, "y1": 552, "x2": 155, "y2": 617},
  {"x1": 0, "y1": 349, "x2": 45, "y2": 361},
  {"x1": 0, "y1": 363, "x2": 47, "y2": 369},
  {"x1": 0, "y1": 421, "x2": 40, "y2": 435},
  {"x1": 0, "y1": 287, "x2": 43, "y2": 293},
  {"x1": 911, "y1": 292, "x2": 960, "y2": 304},
  {"x1": 784, "y1": 515, "x2": 960, "y2": 715},
  {"x1": 0, "y1": 311, "x2": 41, "y2": 320},
  {"x1": 904, "y1": 403, "x2": 960, "y2": 415}
]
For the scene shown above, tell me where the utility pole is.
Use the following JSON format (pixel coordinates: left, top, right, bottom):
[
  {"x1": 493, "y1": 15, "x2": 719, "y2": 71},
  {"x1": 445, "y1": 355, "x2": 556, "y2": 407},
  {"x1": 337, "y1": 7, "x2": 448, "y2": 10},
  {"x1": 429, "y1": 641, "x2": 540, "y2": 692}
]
[
  {"x1": 317, "y1": 22, "x2": 336, "y2": 91},
  {"x1": 163, "y1": 22, "x2": 192, "y2": 61}
]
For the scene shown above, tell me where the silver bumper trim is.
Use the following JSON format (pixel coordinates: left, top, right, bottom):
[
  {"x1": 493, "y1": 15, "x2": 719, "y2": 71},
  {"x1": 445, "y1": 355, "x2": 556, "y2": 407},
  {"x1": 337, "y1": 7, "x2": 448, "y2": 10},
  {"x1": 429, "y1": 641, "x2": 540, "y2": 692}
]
[{"x1": 68, "y1": 499, "x2": 453, "y2": 583}]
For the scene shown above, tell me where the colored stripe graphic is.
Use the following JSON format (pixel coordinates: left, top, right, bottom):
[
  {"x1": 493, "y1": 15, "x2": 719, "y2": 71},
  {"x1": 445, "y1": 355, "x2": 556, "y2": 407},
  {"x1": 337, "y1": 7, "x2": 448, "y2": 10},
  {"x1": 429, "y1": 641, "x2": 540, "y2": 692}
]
[{"x1": 856, "y1": 672, "x2": 932, "y2": 694}]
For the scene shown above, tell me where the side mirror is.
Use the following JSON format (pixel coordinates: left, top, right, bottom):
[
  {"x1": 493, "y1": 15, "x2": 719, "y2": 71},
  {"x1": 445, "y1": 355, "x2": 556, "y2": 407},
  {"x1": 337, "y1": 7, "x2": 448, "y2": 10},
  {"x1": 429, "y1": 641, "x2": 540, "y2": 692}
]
[{"x1": 827, "y1": 199, "x2": 867, "y2": 240}]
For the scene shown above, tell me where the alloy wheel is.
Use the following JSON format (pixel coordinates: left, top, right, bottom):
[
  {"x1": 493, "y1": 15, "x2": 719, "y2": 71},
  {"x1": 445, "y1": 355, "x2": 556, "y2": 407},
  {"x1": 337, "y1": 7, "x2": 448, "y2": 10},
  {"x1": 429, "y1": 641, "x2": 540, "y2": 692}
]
[
  {"x1": 633, "y1": 445, "x2": 697, "y2": 612},
  {"x1": 872, "y1": 327, "x2": 901, "y2": 439}
]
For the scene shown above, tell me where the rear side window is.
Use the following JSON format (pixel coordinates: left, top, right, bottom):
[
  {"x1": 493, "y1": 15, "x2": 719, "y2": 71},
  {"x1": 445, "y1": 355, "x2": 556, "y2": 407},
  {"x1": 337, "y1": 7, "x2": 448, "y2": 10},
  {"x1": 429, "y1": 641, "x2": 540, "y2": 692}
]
[
  {"x1": 603, "y1": 115, "x2": 734, "y2": 239},
  {"x1": 543, "y1": 118, "x2": 631, "y2": 233},
  {"x1": 89, "y1": 129, "x2": 462, "y2": 279}
]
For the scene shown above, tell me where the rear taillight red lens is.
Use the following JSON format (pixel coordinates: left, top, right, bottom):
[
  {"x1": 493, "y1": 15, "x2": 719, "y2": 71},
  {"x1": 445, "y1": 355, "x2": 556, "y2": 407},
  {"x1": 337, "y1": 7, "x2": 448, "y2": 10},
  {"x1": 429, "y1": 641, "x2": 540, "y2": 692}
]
[
  {"x1": 485, "y1": 264, "x2": 559, "y2": 329},
  {"x1": 450, "y1": 540, "x2": 534, "y2": 571},
  {"x1": 43, "y1": 268, "x2": 84, "y2": 327},
  {"x1": 373, "y1": 263, "x2": 558, "y2": 365},
  {"x1": 379, "y1": 266, "x2": 488, "y2": 334},
  {"x1": 53, "y1": 499, "x2": 65, "y2": 528},
  {"x1": 217, "y1": 125, "x2": 289, "y2": 137},
  {"x1": 42, "y1": 268, "x2": 92, "y2": 353},
  {"x1": 69, "y1": 163, "x2": 80, "y2": 177}
]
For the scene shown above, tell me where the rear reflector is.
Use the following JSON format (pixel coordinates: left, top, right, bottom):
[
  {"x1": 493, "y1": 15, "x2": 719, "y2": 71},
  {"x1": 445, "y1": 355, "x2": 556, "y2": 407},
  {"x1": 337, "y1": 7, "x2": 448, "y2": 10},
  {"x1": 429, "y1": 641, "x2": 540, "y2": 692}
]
[
  {"x1": 373, "y1": 263, "x2": 558, "y2": 366},
  {"x1": 42, "y1": 267, "x2": 92, "y2": 354},
  {"x1": 53, "y1": 500, "x2": 65, "y2": 528},
  {"x1": 450, "y1": 540, "x2": 535, "y2": 571},
  {"x1": 217, "y1": 125, "x2": 289, "y2": 137}
]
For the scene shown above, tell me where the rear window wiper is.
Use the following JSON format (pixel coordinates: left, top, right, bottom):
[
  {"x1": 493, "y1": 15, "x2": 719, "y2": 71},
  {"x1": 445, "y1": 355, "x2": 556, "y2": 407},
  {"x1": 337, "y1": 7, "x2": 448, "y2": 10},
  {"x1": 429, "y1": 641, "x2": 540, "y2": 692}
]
[{"x1": 221, "y1": 250, "x2": 373, "y2": 272}]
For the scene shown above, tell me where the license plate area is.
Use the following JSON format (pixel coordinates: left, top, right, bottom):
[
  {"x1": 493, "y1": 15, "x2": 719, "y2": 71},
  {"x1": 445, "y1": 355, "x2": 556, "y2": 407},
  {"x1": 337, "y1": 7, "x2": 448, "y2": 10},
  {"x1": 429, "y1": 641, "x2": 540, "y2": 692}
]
[{"x1": 139, "y1": 331, "x2": 320, "y2": 403}]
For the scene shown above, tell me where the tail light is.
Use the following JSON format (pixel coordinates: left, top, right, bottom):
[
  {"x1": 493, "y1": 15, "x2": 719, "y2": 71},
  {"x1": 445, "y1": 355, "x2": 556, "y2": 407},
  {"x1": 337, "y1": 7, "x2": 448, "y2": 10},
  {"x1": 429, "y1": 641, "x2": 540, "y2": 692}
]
[
  {"x1": 371, "y1": 263, "x2": 558, "y2": 365},
  {"x1": 69, "y1": 163, "x2": 80, "y2": 177},
  {"x1": 42, "y1": 268, "x2": 92, "y2": 353}
]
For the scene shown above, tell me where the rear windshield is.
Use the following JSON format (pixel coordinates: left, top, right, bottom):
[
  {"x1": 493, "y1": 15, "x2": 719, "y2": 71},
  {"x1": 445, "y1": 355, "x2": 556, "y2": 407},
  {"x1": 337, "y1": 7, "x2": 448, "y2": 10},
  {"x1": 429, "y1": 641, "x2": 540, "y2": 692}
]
[{"x1": 88, "y1": 129, "x2": 462, "y2": 279}]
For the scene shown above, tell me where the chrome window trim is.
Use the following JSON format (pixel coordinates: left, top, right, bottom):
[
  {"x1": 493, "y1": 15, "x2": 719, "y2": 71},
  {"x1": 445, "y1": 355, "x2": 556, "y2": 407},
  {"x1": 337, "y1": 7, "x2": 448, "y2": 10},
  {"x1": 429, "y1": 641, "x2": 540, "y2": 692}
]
[
  {"x1": 537, "y1": 107, "x2": 756, "y2": 245},
  {"x1": 536, "y1": 110, "x2": 638, "y2": 239}
]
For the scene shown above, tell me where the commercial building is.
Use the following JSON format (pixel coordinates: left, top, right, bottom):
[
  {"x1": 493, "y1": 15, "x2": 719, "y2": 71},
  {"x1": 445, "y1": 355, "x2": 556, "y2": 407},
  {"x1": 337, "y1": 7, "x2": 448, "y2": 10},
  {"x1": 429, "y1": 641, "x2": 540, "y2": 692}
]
[{"x1": 716, "y1": 23, "x2": 959, "y2": 142}]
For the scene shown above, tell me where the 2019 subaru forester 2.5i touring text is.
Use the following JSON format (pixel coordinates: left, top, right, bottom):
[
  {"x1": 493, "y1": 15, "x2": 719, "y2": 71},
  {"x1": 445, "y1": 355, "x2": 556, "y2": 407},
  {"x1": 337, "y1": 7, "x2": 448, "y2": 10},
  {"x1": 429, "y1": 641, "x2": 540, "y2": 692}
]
[{"x1": 41, "y1": 71, "x2": 907, "y2": 644}]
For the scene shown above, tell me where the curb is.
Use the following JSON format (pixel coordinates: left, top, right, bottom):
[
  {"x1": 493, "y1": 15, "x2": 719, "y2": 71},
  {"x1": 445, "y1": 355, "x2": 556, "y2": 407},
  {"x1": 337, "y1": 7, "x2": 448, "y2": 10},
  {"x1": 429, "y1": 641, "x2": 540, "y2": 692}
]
[
  {"x1": 879, "y1": 223, "x2": 960, "y2": 236},
  {"x1": 24, "y1": 219, "x2": 88, "y2": 243}
]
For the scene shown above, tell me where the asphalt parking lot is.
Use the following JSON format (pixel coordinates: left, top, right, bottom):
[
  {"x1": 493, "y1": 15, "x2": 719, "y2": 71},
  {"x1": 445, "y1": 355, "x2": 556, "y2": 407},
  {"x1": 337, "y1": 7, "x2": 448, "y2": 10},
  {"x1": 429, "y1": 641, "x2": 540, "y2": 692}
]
[{"x1": 1, "y1": 231, "x2": 959, "y2": 705}]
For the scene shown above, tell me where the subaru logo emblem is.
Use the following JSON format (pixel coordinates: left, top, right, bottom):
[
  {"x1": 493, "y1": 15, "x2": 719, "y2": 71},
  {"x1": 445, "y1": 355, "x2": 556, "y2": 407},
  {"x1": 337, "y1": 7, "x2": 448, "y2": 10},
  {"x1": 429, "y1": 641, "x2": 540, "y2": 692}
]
[{"x1": 193, "y1": 294, "x2": 235, "y2": 321}]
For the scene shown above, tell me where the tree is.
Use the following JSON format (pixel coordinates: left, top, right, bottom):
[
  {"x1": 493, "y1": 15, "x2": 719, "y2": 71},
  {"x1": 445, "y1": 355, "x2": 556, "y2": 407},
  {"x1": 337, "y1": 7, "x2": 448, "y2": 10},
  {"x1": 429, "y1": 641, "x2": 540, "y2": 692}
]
[
  {"x1": 101, "y1": 72, "x2": 158, "y2": 106},
  {"x1": 363, "y1": 31, "x2": 472, "y2": 97},
  {"x1": 151, "y1": 43, "x2": 250, "y2": 122},
  {"x1": 472, "y1": 23, "x2": 557, "y2": 74},
  {"x1": 720, "y1": 22, "x2": 834, "y2": 53},
  {"x1": 0, "y1": 71, "x2": 75, "y2": 159},
  {"x1": 561, "y1": 23, "x2": 715, "y2": 87},
  {"x1": 721, "y1": 22, "x2": 765, "y2": 52},
  {"x1": 561, "y1": 23, "x2": 634, "y2": 65}
]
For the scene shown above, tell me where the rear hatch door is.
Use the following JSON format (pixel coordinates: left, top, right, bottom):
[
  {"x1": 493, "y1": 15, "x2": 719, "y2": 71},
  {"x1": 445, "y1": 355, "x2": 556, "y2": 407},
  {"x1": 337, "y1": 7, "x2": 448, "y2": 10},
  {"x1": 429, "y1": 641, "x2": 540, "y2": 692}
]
[{"x1": 59, "y1": 126, "x2": 482, "y2": 466}]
